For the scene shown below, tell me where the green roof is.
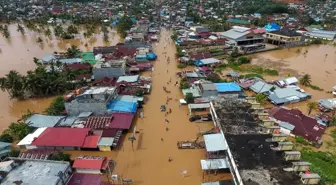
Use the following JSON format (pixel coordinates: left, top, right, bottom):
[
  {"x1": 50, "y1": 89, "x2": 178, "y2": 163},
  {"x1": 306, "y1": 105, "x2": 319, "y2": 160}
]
[
  {"x1": 78, "y1": 52, "x2": 97, "y2": 65},
  {"x1": 226, "y1": 18, "x2": 249, "y2": 25}
]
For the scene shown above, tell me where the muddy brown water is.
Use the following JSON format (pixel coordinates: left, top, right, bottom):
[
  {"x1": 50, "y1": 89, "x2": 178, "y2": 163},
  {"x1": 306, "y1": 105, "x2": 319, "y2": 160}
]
[
  {"x1": 0, "y1": 24, "x2": 120, "y2": 131},
  {"x1": 68, "y1": 29, "x2": 230, "y2": 184}
]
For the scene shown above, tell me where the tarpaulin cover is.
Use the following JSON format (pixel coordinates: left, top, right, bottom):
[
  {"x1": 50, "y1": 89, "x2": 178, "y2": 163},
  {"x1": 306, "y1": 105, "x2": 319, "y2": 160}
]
[
  {"x1": 146, "y1": 52, "x2": 157, "y2": 60},
  {"x1": 264, "y1": 22, "x2": 280, "y2": 32},
  {"x1": 108, "y1": 100, "x2": 137, "y2": 113}
]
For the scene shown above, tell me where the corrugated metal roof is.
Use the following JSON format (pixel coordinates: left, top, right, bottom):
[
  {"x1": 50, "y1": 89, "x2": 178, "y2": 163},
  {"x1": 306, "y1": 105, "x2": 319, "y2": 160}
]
[
  {"x1": 204, "y1": 134, "x2": 227, "y2": 152},
  {"x1": 98, "y1": 137, "x2": 114, "y2": 146},
  {"x1": 188, "y1": 103, "x2": 210, "y2": 109},
  {"x1": 250, "y1": 81, "x2": 274, "y2": 93},
  {"x1": 215, "y1": 82, "x2": 241, "y2": 92},
  {"x1": 82, "y1": 135, "x2": 100, "y2": 148},
  {"x1": 110, "y1": 113, "x2": 134, "y2": 130},
  {"x1": 117, "y1": 75, "x2": 139, "y2": 83},
  {"x1": 67, "y1": 173, "x2": 103, "y2": 185},
  {"x1": 17, "y1": 127, "x2": 47, "y2": 146},
  {"x1": 25, "y1": 114, "x2": 64, "y2": 128},
  {"x1": 73, "y1": 158, "x2": 104, "y2": 170}
]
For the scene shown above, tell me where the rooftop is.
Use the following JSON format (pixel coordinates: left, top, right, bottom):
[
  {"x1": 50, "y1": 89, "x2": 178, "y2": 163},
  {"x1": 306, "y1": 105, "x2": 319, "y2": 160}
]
[
  {"x1": 65, "y1": 87, "x2": 116, "y2": 103},
  {"x1": 72, "y1": 156, "x2": 108, "y2": 170},
  {"x1": 213, "y1": 99, "x2": 261, "y2": 134},
  {"x1": 269, "y1": 29, "x2": 301, "y2": 37},
  {"x1": 67, "y1": 173, "x2": 103, "y2": 185},
  {"x1": 25, "y1": 114, "x2": 64, "y2": 128},
  {"x1": 226, "y1": 134, "x2": 302, "y2": 185},
  {"x1": 32, "y1": 128, "x2": 91, "y2": 147},
  {"x1": 1, "y1": 159, "x2": 70, "y2": 185}
]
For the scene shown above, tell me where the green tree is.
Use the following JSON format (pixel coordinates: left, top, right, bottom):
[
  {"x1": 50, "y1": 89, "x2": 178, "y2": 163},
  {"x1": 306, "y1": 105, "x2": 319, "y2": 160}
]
[
  {"x1": 255, "y1": 94, "x2": 267, "y2": 104},
  {"x1": 237, "y1": 56, "x2": 252, "y2": 64},
  {"x1": 36, "y1": 37, "x2": 43, "y2": 44},
  {"x1": 184, "y1": 93, "x2": 194, "y2": 104},
  {"x1": 307, "y1": 101, "x2": 318, "y2": 115},
  {"x1": 44, "y1": 28, "x2": 52, "y2": 38},
  {"x1": 44, "y1": 96, "x2": 65, "y2": 115},
  {"x1": 103, "y1": 32, "x2": 109, "y2": 42},
  {"x1": 54, "y1": 25, "x2": 64, "y2": 37},
  {"x1": 300, "y1": 74, "x2": 312, "y2": 86},
  {"x1": 66, "y1": 45, "x2": 81, "y2": 58},
  {"x1": 2, "y1": 25, "x2": 10, "y2": 39},
  {"x1": 0, "y1": 132, "x2": 13, "y2": 142},
  {"x1": 117, "y1": 15, "x2": 133, "y2": 38},
  {"x1": 66, "y1": 25, "x2": 79, "y2": 35}
]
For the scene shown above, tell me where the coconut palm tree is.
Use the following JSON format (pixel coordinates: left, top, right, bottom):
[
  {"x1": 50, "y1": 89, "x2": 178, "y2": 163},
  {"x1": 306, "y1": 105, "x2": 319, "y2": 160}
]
[
  {"x1": 300, "y1": 74, "x2": 312, "y2": 86},
  {"x1": 307, "y1": 101, "x2": 318, "y2": 115},
  {"x1": 66, "y1": 45, "x2": 81, "y2": 58},
  {"x1": 16, "y1": 24, "x2": 25, "y2": 35}
]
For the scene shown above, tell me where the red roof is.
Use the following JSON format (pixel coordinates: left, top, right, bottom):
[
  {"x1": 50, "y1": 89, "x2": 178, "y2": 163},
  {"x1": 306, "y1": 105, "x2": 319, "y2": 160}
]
[
  {"x1": 66, "y1": 63, "x2": 91, "y2": 70},
  {"x1": 110, "y1": 113, "x2": 135, "y2": 130},
  {"x1": 32, "y1": 128, "x2": 91, "y2": 147},
  {"x1": 82, "y1": 135, "x2": 100, "y2": 148},
  {"x1": 84, "y1": 116, "x2": 114, "y2": 129},
  {"x1": 73, "y1": 158, "x2": 106, "y2": 170},
  {"x1": 188, "y1": 52, "x2": 212, "y2": 60},
  {"x1": 269, "y1": 107, "x2": 326, "y2": 142},
  {"x1": 102, "y1": 129, "x2": 119, "y2": 137},
  {"x1": 252, "y1": 28, "x2": 266, "y2": 34},
  {"x1": 67, "y1": 173, "x2": 103, "y2": 185},
  {"x1": 94, "y1": 77, "x2": 117, "y2": 86}
]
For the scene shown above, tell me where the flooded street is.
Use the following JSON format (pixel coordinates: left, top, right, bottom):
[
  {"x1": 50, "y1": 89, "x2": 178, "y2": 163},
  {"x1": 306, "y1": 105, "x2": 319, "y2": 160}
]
[
  {"x1": 69, "y1": 29, "x2": 230, "y2": 185},
  {"x1": 0, "y1": 24, "x2": 120, "y2": 130}
]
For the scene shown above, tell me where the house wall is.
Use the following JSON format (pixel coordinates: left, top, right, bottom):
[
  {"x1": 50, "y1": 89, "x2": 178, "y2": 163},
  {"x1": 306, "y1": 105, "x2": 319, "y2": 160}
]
[
  {"x1": 93, "y1": 67, "x2": 126, "y2": 80},
  {"x1": 65, "y1": 102, "x2": 108, "y2": 116},
  {"x1": 266, "y1": 33, "x2": 301, "y2": 42},
  {"x1": 218, "y1": 93, "x2": 239, "y2": 99},
  {"x1": 99, "y1": 145, "x2": 111, "y2": 151},
  {"x1": 76, "y1": 168, "x2": 101, "y2": 174}
]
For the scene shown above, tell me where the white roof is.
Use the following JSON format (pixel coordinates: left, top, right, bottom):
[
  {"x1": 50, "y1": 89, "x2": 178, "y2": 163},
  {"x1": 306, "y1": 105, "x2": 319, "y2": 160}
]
[
  {"x1": 188, "y1": 103, "x2": 210, "y2": 109},
  {"x1": 117, "y1": 75, "x2": 139, "y2": 83},
  {"x1": 83, "y1": 87, "x2": 115, "y2": 95},
  {"x1": 200, "y1": 159, "x2": 229, "y2": 170},
  {"x1": 202, "y1": 182, "x2": 220, "y2": 185},
  {"x1": 200, "y1": 58, "x2": 221, "y2": 65},
  {"x1": 204, "y1": 134, "x2": 227, "y2": 152},
  {"x1": 284, "y1": 77, "x2": 298, "y2": 85},
  {"x1": 17, "y1": 127, "x2": 47, "y2": 146}
]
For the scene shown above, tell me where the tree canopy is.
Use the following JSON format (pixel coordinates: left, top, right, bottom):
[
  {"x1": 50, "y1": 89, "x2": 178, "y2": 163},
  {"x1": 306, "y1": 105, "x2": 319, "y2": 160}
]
[
  {"x1": 117, "y1": 16, "x2": 133, "y2": 38},
  {"x1": 44, "y1": 96, "x2": 65, "y2": 115}
]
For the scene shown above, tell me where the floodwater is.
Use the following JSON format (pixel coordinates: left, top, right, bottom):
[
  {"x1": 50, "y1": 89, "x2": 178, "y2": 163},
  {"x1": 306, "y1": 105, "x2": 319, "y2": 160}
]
[
  {"x1": 0, "y1": 24, "x2": 120, "y2": 131},
  {"x1": 68, "y1": 29, "x2": 232, "y2": 185},
  {"x1": 251, "y1": 45, "x2": 336, "y2": 114}
]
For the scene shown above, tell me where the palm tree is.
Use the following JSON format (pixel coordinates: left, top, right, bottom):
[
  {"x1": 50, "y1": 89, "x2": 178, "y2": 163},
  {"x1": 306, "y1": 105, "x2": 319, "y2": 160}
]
[
  {"x1": 300, "y1": 74, "x2": 312, "y2": 86},
  {"x1": 44, "y1": 28, "x2": 52, "y2": 38},
  {"x1": 103, "y1": 32, "x2": 109, "y2": 42},
  {"x1": 307, "y1": 101, "x2": 318, "y2": 115},
  {"x1": 16, "y1": 24, "x2": 25, "y2": 35},
  {"x1": 66, "y1": 45, "x2": 81, "y2": 58}
]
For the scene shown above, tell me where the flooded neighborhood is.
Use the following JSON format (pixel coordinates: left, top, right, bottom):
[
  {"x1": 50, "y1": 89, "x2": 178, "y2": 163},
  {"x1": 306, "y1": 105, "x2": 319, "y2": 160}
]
[{"x1": 0, "y1": 0, "x2": 335, "y2": 185}]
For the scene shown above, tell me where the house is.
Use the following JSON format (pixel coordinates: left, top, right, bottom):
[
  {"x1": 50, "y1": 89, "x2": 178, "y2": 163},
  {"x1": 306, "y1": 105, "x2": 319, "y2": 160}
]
[
  {"x1": 194, "y1": 58, "x2": 221, "y2": 66},
  {"x1": 24, "y1": 114, "x2": 65, "y2": 128},
  {"x1": 64, "y1": 87, "x2": 117, "y2": 116},
  {"x1": 199, "y1": 83, "x2": 218, "y2": 97},
  {"x1": 17, "y1": 127, "x2": 47, "y2": 150},
  {"x1": 266, "y1": 29, "x2": 302, "y2": 45},
  {"x1": 219, "y1": 26, "x2": 264, "y2": 46},
  {"x1": 215, "y1": 82, "x2": 242, "y2": 99},
  {"x1": 84, "y1": 113, "x2": 134, "y2": 130},
  {"x1": 31, "y1": 127, "x2": 93, "y2": 150},
  {"x1": 250, "y1": 81, "x2": 276, "y2": 94},
  {"x1": 188, "y1": 52, "x2": 212, "y2": 61},
  {"x1": 182, "y1": 85, "x2": 202, "y2": 98},
  {"x1": 269, "y1": 107, "x2": 326, "y2": 144},
  {"x1": 93, "y1": 60, "x2": 126, "y2": 80},
  {"x1": 0, "y1": 142, "x2": 11, "y2": 158},
  {"x1": 306, "y1": 30, "x2": 336, "y2": 41},
  {"x1": 72, "y1": 156, "x2": 109, "y2": 174},
  {"x1": 67, "y1": 173, "x2": 103, "y2": 185},
  {"x1": 276, "y1": 77, "x2": 299, "y2": 87},
  {"x1": 0, "y1": 159, "x2": 72, "y2": 185},
  {"x1": 268, "y1": 87, "x2": 311, "y2": 105},
  {"x1": 318, "y1": 98, "x2": 336, "y2": 112}
]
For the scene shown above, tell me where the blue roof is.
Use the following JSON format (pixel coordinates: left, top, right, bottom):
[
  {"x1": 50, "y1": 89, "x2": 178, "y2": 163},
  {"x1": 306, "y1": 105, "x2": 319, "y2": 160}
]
[
  {"x1": 215, "y1": 82, "x2": 241, "y2": 92},
  {"x1": 108, "y1": 100, "x2": 137, "y2": 113},
  {"x1": 264, "y1": 22, "x2": 280, "y2": 32},
  {"x1": 146, "y1": 52, "x2": 157, "y2": 60}
]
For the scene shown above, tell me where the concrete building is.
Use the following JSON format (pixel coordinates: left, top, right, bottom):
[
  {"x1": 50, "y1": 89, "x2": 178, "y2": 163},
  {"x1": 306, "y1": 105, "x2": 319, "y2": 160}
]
[
  {"x1": 93, "y1": 60, "x2": 126, "y2": 80},
  {"x1": 266, "y1": 29, "x2": 302, "y2": 46},
  {"x1": 219, "y1": 26, "x2": 264, "y2": 46},
  {"x1": 64, "y1": 87, "x2": 117, "y2": 116},
  {"x1": 0, "y1": 159, "x2": 72, "y2": 185}
]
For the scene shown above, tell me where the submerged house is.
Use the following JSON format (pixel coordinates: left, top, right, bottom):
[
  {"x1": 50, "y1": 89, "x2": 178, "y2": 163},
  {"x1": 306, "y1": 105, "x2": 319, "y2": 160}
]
[
  {"x1": 269, "y1": 107, "x2": 326, "y2": 144},
  {"x1": 268, "y1": 87, "x2": 311, "y2": 105},
  {"x1": 64, "y1": 87, "x2": 117, "y2": 116},
  {"x1": 266, "y1": 29, "x2": 302, "y2": 45},
  {"x1": 72, "y1": 156, "x2": 110, "y2": 174},
  {"x1": 93, "y1": 60, "x2": 126, "y2": 80}
]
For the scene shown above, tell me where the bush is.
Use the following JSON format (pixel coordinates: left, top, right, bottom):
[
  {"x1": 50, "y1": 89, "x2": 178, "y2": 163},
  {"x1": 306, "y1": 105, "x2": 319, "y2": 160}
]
[
  {"x1": 177, "y1": 63, "x2": 186, "y2": 69},
  {"x1": 0, "y1": 132, "x2": 13, "y2": 142},
  {"x1": 44, "y1": 96, "x2": 65, "y2": 115},
  {"x1": 243, "y1": 73, "x2": 264, "y2": 79},
  {"x1": 179, "y1": 78, "x2": 190, "y2": 89},
  {"x1": 308, "y1": 84, "x2": 324, "y2": 91},
  {"x1": 310, "y1": 39, "x2": 322, "y2": 45},
  {"x1": 237, "y1": 56, "x2": 252, "y2": 64},
  {"x1": 49, "y1": 152, "x2": 72, "y2": 163},
  {"x1": 263, "y1": 69, "x2": 279, "y2": 76},
  {"x1": 296, "y1": 136, "x2": 309, "y2": 145}
]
